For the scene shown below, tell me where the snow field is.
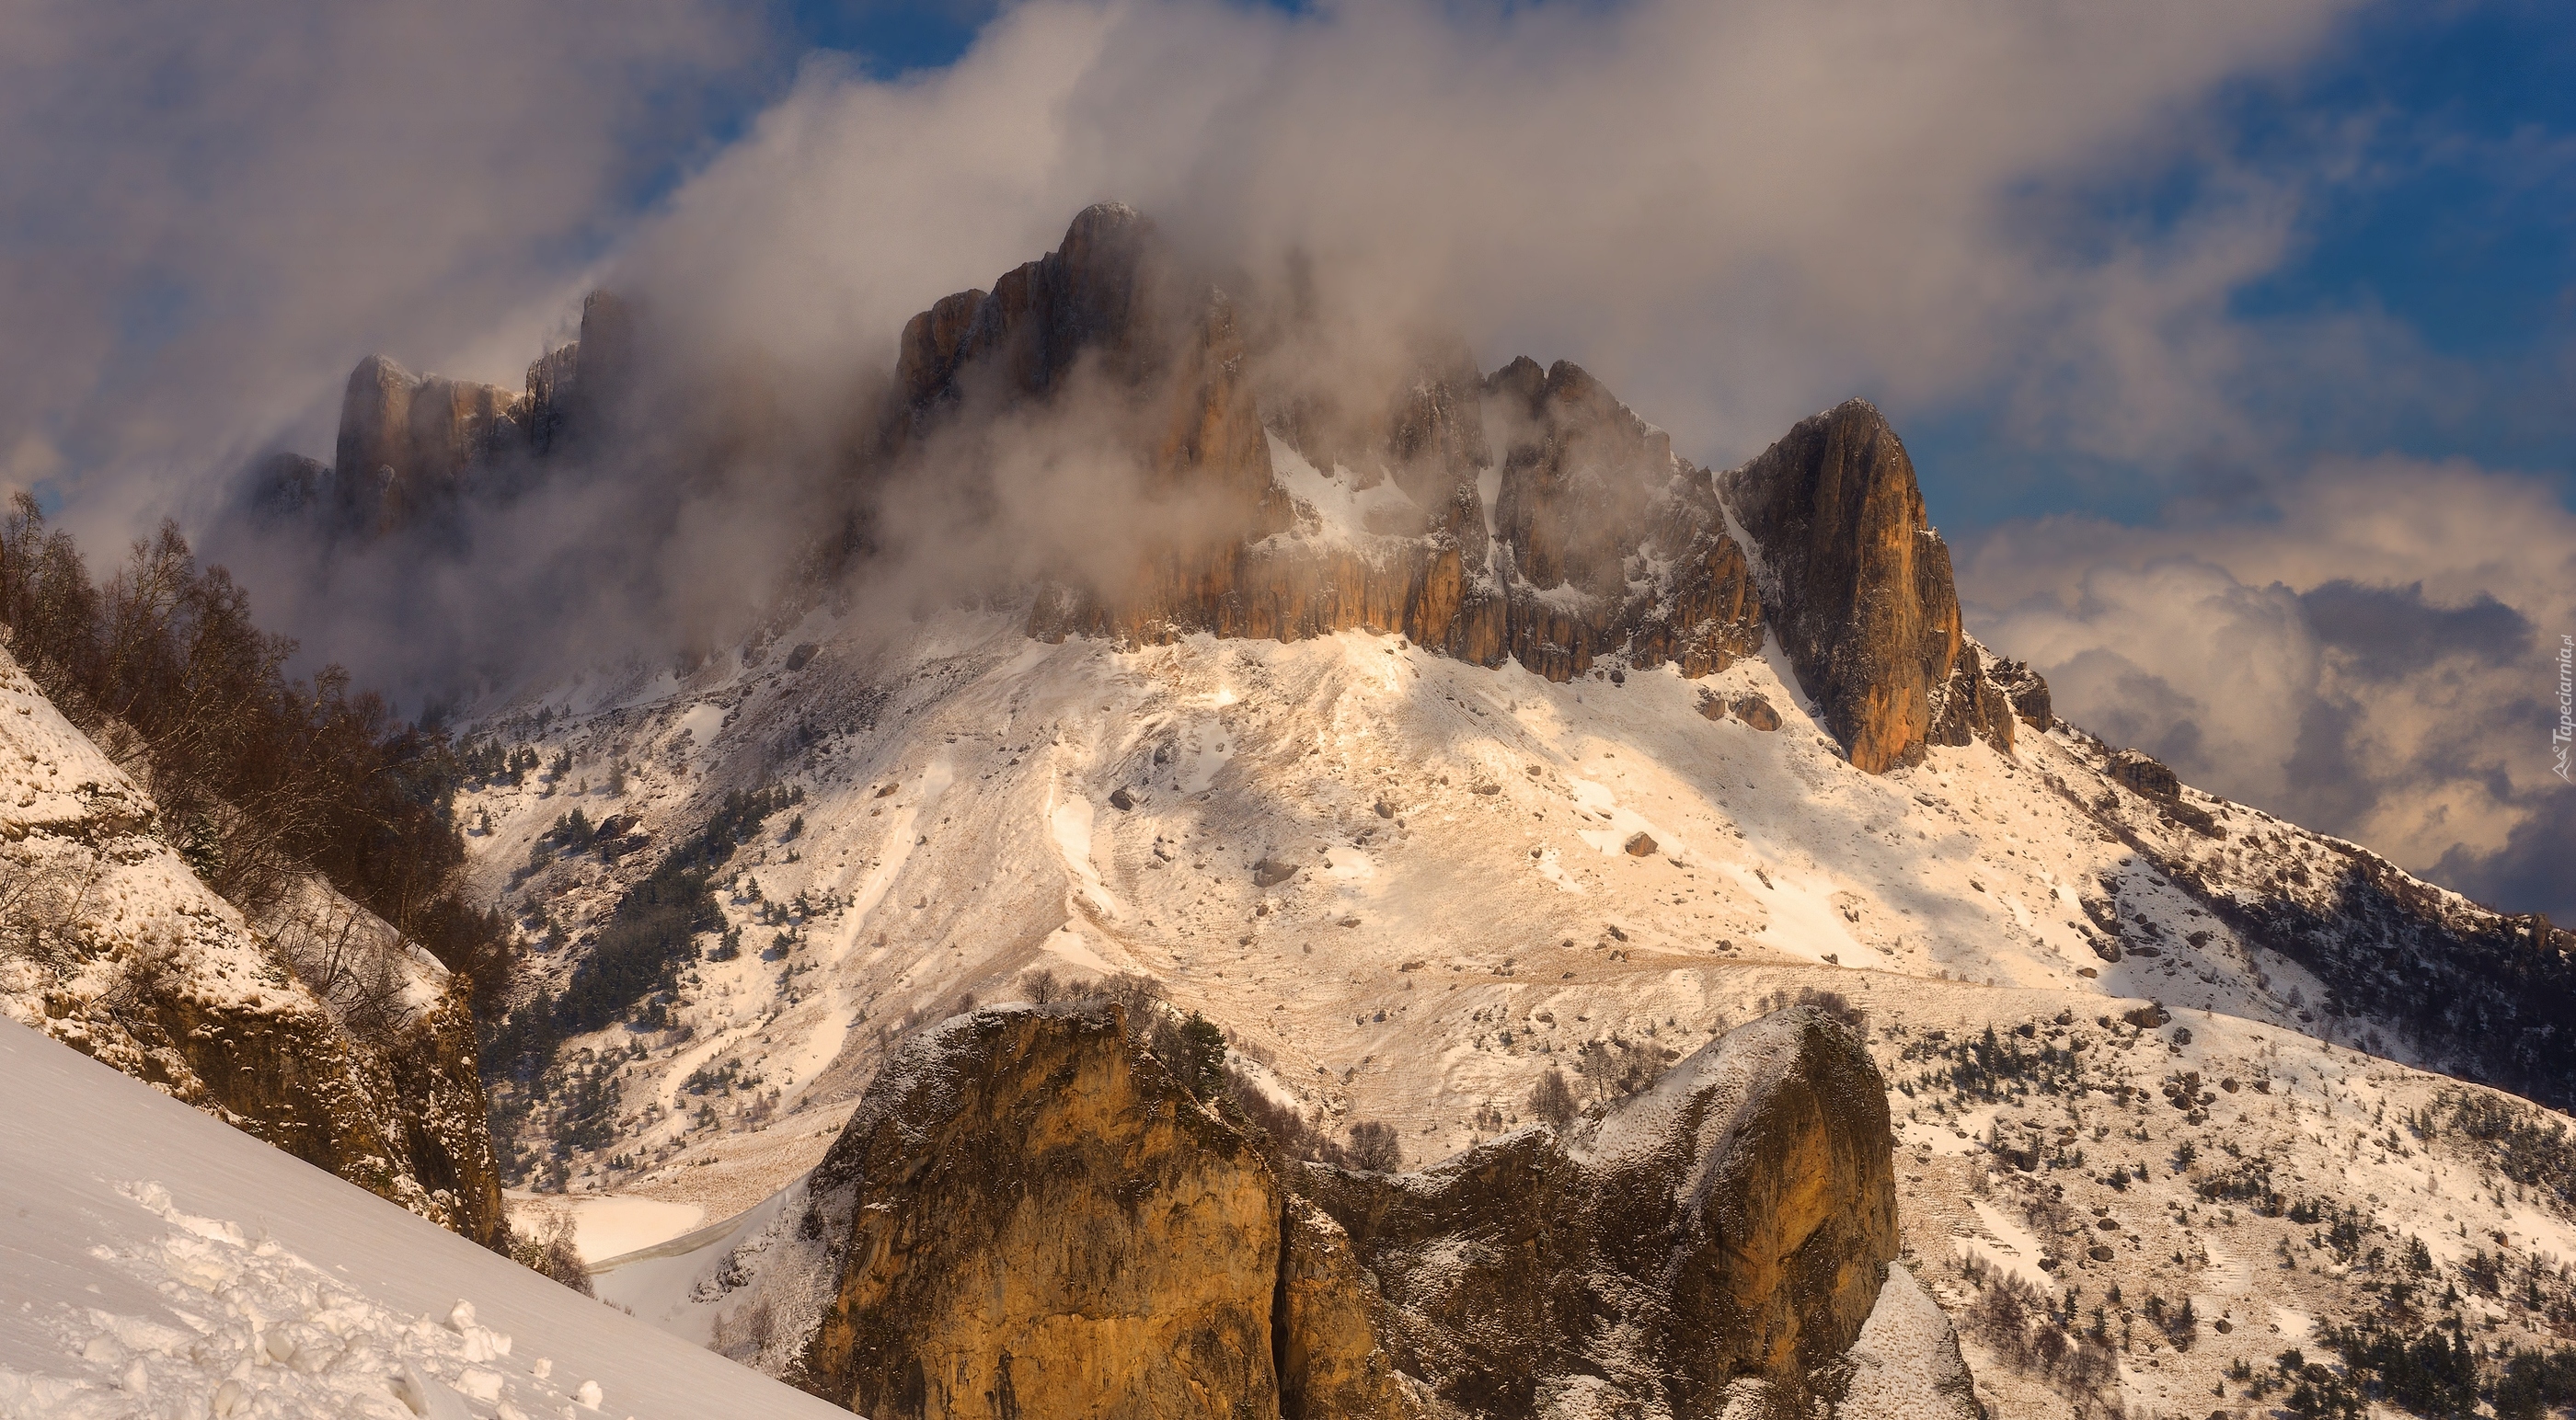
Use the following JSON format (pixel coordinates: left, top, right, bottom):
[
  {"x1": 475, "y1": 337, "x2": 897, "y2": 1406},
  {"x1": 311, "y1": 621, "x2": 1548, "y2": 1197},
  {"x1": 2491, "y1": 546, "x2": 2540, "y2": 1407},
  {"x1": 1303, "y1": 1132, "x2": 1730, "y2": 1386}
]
[{"x1": 0, "y1": 1020, "x2": 842, "y2": 1420}]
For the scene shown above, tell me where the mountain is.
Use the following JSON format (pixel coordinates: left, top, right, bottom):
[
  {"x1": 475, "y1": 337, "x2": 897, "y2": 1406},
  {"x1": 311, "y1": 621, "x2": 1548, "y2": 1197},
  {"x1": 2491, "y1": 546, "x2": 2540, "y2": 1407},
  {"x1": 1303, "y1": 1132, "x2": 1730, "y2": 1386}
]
[{"x1": 207, "y1": 205, "x2": 2576, "y2": 1416}]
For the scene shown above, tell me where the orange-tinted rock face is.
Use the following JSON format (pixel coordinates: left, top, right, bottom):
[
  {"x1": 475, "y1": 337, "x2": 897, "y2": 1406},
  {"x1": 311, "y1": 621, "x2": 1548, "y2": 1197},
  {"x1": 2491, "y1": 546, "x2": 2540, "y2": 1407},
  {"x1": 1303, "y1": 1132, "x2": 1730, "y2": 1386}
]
[
  {"x1": 758, "y1": 1002, "x2": 1905, "y2": 1420},
  {"x1": 895, "y1": 208, "x2": 1763, "y2": 689},
  {"x1": 782, "y1": 1005, "x2": 1422, "y2": 1420},
  {"x1": 1723, "y1": 400, "x2": 2004, "y2": 773},
  {"x1": 326, "y1": 355, "x2": 525, "y2": 533}
]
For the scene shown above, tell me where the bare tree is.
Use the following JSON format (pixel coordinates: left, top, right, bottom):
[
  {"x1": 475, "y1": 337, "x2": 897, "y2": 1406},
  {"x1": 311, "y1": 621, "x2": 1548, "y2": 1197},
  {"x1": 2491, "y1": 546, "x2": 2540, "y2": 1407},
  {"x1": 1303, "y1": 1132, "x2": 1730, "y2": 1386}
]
[
  {"x1": 1349, "y1": 1120, "x2": 1402, "y2": 1173},
  {"x1": 1529, "y1": 1068, "x2": 1578, "y2": 1128}
]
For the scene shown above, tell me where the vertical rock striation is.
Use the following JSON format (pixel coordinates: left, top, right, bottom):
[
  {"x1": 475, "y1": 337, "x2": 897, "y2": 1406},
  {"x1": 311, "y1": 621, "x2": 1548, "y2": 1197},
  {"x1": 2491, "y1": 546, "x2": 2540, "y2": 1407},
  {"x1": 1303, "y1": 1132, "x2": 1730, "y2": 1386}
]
[
  {"x1": 898, "y1": 207, "x2": 1763, "y2": 690},
  {"x1": 1721, "y1": 399, "x2": 2017, "y2": 771},
  {"x1": 706, "y1": 1001, "x2": 1923, "y2": 1418}
]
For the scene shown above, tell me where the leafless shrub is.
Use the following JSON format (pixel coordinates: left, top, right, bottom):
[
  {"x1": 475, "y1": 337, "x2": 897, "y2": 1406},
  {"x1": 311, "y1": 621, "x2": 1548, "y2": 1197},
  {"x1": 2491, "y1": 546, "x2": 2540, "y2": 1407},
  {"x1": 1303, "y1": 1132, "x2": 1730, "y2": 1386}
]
[
  {"x1": 1572, "y1": 1035, "x2": 1673, "y2": 1104},
  {"x1": 267, "y1": 888, "x2": 416, "y2": 1045},
  {"x1": 1348, "y1": 1120, "x2": 1401, "y2": 1173},
  {"x1": 1964, "y1": 1265, "x2": 2122, "y2": 1412},
  {"x1": 507, "y1": 1206, "x2": 595, "y2": 1298},
  {"x1": 1020, "y1": 967, "x2": 1061, "y2": 1004},
  {"x1": 1529, "y1": 1068, "x2": 1578, "y2": 1128},
  {"x1": 1222, "y1": 1066, "x2": 1350, "y2": 1169},
  {"x1": 1760, "y1": 985, "x2": 1868, "y2": 1032},
  {"x1": 0, "y1": 852, "x2": 98, "y2": 971},
  {"x1": 1084, "y1": 972, "x2": 1168, "y2": 1040}
]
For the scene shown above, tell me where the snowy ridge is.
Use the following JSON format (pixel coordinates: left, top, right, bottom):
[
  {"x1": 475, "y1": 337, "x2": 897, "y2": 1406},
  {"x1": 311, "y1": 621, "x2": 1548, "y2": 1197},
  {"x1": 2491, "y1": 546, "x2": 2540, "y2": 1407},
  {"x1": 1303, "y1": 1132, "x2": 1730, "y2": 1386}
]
[
  {"x1": 457, "y1": 610, "x2": 2576, "y2": 1415},
  {"x1": 0, "y1": 1019, "x2": 842, "y2": 1420}
]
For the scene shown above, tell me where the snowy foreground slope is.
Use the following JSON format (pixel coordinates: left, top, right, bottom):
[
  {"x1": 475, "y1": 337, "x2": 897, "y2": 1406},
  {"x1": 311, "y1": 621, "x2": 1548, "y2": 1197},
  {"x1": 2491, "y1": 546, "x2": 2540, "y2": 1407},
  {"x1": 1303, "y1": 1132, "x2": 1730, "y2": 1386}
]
[
  {"x1": 0, "y1": 1018, "x2": 844, "y2": 1420},
  {"x1": 466, "y1": 613, "x2": 2576, "y2": 1417},
  {"x1": 0, "y1": 647, "x2": 504, "y2": 1246}
]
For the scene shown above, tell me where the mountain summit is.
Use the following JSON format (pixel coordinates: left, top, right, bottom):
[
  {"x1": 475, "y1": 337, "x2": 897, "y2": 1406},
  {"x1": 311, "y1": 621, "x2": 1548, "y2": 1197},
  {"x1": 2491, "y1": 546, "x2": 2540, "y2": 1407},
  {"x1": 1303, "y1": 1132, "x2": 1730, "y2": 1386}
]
[{"x1": 179, "y1": 203, "x2": 2576, "y2": 1419}]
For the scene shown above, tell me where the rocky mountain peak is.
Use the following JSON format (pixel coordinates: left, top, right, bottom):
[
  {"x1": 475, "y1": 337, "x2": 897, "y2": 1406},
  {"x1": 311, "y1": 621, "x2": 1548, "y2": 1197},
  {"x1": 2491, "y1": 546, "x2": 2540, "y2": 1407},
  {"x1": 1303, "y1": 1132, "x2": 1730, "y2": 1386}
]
[{"x1": 1723, "y1": 397, "x2": 2013, "y2": 772}]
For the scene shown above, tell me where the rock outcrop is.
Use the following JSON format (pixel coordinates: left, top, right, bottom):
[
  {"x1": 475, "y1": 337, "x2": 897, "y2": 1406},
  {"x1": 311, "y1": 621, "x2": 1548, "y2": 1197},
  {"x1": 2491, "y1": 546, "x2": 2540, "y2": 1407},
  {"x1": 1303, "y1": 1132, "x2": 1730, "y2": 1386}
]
[
  {"x1": 1305, "y1": 1005, "x2": 1900, "y2": 1417},
  {"x1": 1721, "y1": 400, "x2": 2012, "y2": 773},
  {"x1": 269, "y1": 292, "x2": 633, "y2": 536},
  {"x1": 0, "y1": 648, "x2": 504, "y2": 1246},
  {"x1": 696, "y1": 1000, "x2": 1925, "y2": 1418},
  {"x1": 790, "y1": 1005, "x2": 1316, "y2": 1420},
  {"x1": 899, "y1": 206, "x2": 1763, "y2": 688},
  {"x1": 328, "y1": 355, "x2": 525, "y2": 532}
]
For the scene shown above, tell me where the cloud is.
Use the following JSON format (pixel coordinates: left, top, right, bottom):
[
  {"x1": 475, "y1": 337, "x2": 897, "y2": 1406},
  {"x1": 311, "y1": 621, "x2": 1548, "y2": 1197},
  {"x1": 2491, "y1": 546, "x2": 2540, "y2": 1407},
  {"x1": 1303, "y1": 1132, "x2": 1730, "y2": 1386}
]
[
  {"x1": 1961, "y1": 454, "x2": 2576, "y2": 918},
  {"x1": 10, "y1": 0, "x2": 2558, "y2": 920},
  {"x1": 605, "y1": 0, "x2": 2369, "y2": 473},
  {"x1": 0, "y1": 0, "x2": 767, "y2": 546}
]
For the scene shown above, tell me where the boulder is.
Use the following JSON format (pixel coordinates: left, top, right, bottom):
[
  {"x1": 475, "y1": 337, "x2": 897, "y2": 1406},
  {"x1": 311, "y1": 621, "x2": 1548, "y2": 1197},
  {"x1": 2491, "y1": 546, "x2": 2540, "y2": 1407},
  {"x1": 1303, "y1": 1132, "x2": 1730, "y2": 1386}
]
[
  {"x1": 1732, "y1": 693, "x2": 1783, "y2": 731},
  {"x1": 1306, "y1": 1005, "x2": 1905, "y2": 1415},
  {"x1": 791, "y1": 1006, "x2": 1319, "y2": 1420}
]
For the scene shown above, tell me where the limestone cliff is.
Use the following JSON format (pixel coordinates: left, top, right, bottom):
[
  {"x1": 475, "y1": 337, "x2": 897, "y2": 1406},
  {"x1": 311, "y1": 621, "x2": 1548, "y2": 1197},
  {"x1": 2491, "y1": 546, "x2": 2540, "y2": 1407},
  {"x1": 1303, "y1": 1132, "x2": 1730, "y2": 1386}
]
[
  {"x1": 1305, "y1": 1004, "x2": 1900, "y2": 1417},
  {"x1": 780, "y1": 1003, "x2": 1376, "y2": 1420},
  {"x1": 279, "y1": 291, "x2": 632, "y2": 537},
  {"x1": 328, "y1": 354, "x2": 526, "y2": 532},
  {"x1": 1719, "y1": 400, "x2": 2018, "y2": 773},
  {"x1": 0, "y1": 647, "x2": 504, "y2": 1246},
  {"x1": 899, "y1": 206, "x2": 1763, "y2": 688},
  {"x1": 687, "y1": 1001, "x2": 1933, "y2": 1419}
]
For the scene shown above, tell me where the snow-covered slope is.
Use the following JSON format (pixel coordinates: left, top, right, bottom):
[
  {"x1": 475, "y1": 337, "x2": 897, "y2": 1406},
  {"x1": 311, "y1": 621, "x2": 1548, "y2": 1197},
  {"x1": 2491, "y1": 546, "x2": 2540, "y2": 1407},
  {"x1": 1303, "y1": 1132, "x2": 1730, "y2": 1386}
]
[
  {"x1": 467, "y1": 613, "x2": 2367, "y2": 1208},
  {"x1": 461, "y1": 601, "x2": 2576, "y2": 1416},
  {"x1": 0, "y1": 1017, "x2": 843, "y2": 1420},
  {"x1": 0, "y1": 647, "x2": 503, "y2": 1244}
]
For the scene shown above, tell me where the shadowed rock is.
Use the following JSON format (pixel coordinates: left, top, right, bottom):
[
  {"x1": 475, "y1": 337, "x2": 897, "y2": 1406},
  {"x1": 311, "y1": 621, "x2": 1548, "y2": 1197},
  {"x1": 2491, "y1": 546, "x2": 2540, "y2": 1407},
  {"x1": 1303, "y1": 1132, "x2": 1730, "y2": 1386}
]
[
  {"x1": 1305, "y1": 1004, "x2": 1900, "y2": 1417},
  {"x1": 722, "y1": 1001, "x2": 1921, "y2": 1418},
  {"x1": 1723, "y1": 400, "x2": 2015, "y2": 772}
]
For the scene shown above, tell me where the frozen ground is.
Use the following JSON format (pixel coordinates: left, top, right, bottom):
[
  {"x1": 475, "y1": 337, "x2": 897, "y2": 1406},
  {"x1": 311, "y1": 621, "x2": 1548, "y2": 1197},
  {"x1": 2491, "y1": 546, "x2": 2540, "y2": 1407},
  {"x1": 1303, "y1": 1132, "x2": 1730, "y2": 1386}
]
[{"x1": 0, "y1": 1019, "x2": 844, "y2": 1420}]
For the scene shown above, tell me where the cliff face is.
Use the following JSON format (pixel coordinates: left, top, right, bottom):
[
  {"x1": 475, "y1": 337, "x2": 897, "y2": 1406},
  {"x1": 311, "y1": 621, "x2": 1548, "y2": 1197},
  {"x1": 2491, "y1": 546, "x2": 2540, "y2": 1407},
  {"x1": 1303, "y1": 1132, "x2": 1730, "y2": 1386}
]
[
  {"x1": 773, "y1": 1000, "x2": 1421, "y2": 1420},
  {"x1": 328, "y1": 354, "x2": 524, "y2": 533},
  {"x1": 1304, "y1": 1006, "x2": 1900, "y2": 1417},
  {"x1": 897, "y1": 207, "x2": 1763, "y2": 693},
  {"x1": 1721, "y1": 400, "x2": 2016, "y2": 773},
  {"x1": 0, "y1": 648, "x2": 503, "y2": 1246},
  {"x1": 792, "y1": 1006, "x2": 1301, "y2": 1420},
  {"x1": 888, "y1": 207, "x2": 2019, "y2": 773},
  {"x1": 691, "y1": 1001, "x2": 1930, "y2": 1419},
  {"x1": 283, "y1": 292, "x2": 632, "y2": 537}
]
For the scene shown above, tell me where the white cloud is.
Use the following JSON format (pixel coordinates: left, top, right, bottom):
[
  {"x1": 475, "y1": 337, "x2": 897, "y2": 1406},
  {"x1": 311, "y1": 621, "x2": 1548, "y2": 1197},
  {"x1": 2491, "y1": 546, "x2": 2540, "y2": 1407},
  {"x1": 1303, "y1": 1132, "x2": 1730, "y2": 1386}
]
[
  {"x1": 0, "y1": 0, "x2": 765, "y2": 544},
  {"x1": 1962, "y1": 454, "x2": 2576, "y2": 913}
]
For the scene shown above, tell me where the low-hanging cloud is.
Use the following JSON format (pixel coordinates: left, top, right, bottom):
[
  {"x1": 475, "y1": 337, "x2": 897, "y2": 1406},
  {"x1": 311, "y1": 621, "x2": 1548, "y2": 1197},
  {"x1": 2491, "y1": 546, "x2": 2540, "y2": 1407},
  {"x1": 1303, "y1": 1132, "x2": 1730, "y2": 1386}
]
[
  {"x1": 0, "y1": 0, "x2": 767, "y2": 544},
  {"x1": 1961, "y1": 454, "x2": 2576, "y2": 920},
  {"x1": 613, "y1": 0, "x2": 2363, "y2": 471},
  {"x1": 23, "y1": 0, "x2": 2568, "y2": 915}
]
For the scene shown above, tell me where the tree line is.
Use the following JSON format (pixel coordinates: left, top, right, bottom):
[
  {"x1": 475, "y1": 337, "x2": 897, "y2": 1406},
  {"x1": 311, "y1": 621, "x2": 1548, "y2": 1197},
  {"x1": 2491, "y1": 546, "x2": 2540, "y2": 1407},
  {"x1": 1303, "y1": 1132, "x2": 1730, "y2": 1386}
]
[{"x1": 0, "y1": 495, "x2": 509, "y2": 1013}]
